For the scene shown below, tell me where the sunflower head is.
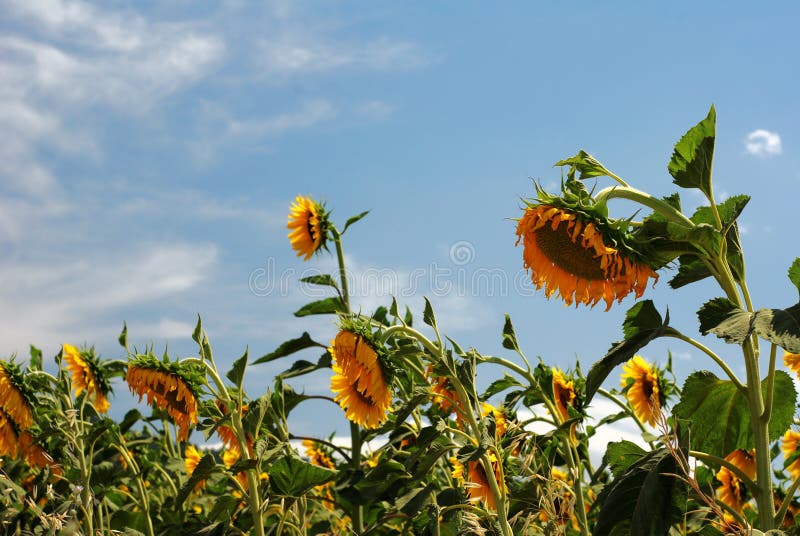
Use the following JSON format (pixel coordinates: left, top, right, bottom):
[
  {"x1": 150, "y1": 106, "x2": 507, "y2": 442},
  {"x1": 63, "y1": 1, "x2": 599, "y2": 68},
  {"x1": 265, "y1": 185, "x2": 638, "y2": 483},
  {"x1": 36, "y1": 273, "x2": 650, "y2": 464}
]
[
  {"x1": 551, "y1": 368, "x2": 577, "y2": 423},
  {"x1": 715, "y1": 449, "x2": 756, "y2": 514},
  {"x1": 287, "y1": 195, "x2": 329, "y2": 261},
  {"x1": 480, "y1": 402, "x2": 508, "y2": 438},
  {"x1": 62, "y1": 344, "x2": 111, "y2": 414},
  {"x1": 125, "y1": 353, "x2": 203, "y2": 441},
  {"x1": 515, "y1": 184, "x2": 658, "y2": 309},
  {"x1": 0, "y1": 409, "x2": 19, "y2": 458},
  {"x1": 785, "y1": 352, "x2": 800, "y2": 378},
  {"x1": 303, "y1": 439, "x2": 336, "y2": 470},
  {"x1": 0, "y1": 360, "x2": 34, "y2": 430},
  {"x1": 620, "y1": 355, "x2": 664, "y2": 427},
  {"x1": 782, "y1": 430, "x2": 800, "y2": 481},
  {"x1": 329, "y1": 321, "x2": 393, "y2": 429},
  {"x1": 458, "y1": 453, "x2": 504, "y2": 511}
]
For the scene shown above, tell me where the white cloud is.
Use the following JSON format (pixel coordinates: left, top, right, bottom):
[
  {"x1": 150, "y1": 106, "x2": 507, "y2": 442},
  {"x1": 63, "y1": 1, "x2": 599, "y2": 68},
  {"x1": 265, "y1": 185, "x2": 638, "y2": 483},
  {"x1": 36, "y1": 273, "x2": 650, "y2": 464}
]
[
  {"x1": 227, "y1": 100, "x2": 337, "y2": 137},
  {"x1": 745, "y1": 129, "x2": 782, "y2": 157},
  {"x1": 354, "y1": 100, "x2": 394, "y2": 121}
]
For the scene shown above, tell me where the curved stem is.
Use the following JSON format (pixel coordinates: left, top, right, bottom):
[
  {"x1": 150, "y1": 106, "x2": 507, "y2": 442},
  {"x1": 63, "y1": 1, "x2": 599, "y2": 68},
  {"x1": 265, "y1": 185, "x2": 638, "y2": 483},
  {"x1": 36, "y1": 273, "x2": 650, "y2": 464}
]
[
  {"x1": 689, "y1": 450, "x2": 758, "y2": 496},
  {"x1": 762, "y1": 343, "x2": 778, "y2": 423},
  {"x1": 664, "y1": 330, "x2": 746, "y2": 392},
  {"x1": 594, "y1": 186, "x2": 695, "y2": 227}
]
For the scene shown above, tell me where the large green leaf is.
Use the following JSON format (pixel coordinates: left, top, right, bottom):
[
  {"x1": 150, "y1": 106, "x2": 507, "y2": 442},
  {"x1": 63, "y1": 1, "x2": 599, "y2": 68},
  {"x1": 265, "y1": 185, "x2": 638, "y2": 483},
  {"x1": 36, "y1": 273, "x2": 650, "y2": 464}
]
[
  {"x1": 603, "y1": 440, "x2": 647, "y2": 478},
  {"x1": 668, "y1": 105, "x2": 716, "y2": 198},
  {"x1": 584, "y1": 300, "x2": 670, "y2": 405},
  {"x1": 594, "y1": 448, "x2": 687, "y2": 536},
  {"x1": 252, "y1": 332, "x2": 326, "y2": 365},
  {"x1": 698, "y1": 298, "x2": 800, "y2": 353},
  {"x1": 225, "y1": 348, "x2": 248, "y2": 389},
  {"x1": 672, "y1": 370, "x2": 796, "y2": 458},
  {"x1": 268, "y1": 454, "x2": 336, "y2": 497}
]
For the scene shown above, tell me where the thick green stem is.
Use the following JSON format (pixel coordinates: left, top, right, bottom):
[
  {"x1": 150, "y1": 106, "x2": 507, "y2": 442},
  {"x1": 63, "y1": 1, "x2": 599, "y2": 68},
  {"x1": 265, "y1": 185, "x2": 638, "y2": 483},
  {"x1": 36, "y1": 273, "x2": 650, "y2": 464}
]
[
  {"x1": 763, "y1": 344, "x2": 778, "y2": 423},
  {"x1": 594, "y1": 186, "x2": 695, "y2": 227}
]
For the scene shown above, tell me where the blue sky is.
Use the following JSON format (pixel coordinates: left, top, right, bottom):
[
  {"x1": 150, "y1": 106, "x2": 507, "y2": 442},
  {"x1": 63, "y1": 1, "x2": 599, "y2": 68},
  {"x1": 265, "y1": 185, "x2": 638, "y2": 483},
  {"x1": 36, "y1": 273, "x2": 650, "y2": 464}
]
[{"x1": 2, "y1": 1, "x2": 798, "y2": 441}]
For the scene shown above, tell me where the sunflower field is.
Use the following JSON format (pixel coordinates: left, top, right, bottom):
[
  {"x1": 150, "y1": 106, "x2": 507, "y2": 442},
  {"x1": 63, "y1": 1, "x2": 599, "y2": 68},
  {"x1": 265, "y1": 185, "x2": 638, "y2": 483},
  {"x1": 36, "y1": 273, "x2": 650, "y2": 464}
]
[{"x1": 3, "y1": 107, "x2": 800, "y2": 536}]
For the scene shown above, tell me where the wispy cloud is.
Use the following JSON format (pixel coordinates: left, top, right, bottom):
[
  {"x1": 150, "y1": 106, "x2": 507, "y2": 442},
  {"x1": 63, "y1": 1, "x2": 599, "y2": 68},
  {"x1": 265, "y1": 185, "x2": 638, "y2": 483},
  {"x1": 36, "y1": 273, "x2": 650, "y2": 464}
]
[
  {"x1": 227, "y1": 100, "x2": 337, "y2": 137},
  {"x1": 745, "y1": 129, "x2": 782, "y2": 157}
]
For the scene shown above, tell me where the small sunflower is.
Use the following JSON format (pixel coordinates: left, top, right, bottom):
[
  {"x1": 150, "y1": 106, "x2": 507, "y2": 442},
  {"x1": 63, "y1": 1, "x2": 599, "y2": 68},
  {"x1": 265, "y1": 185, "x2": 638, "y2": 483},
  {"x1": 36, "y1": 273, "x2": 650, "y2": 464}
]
[
  {"x1": 782, "y1": 430, "x2": 800, "y2": 481},
  {"x1": 552, "y1": 368, "x2": 576, "y2": 423},
  {"x1": 428, "y1": 366, "x2": 465, "y2": 419},
  {"x1": 455, "y1": 454, "x2": 504, "y2": 511},
  {"x1": 62, "y1": 344, "x2": 111, "y2": 414},
  {"x1": 480, "y1": 402, "x2": 507, "y2": 438},
  {"x1": 329, "y1": 328, "x2": 393, "y2": 429},
  {"x1": 303, "y1": 439, "x2": 336, "y2": 470},
  {"x1": 126, "y1": 356, "x2": 201, "y2": 441},
  {"x1": 784, "y1": 352, "x2": 800, "y2": 378},
  {"x1": 223, "y1": 447, "x2": 250, "y2": 490},
  {"x1": 18, "y1": 431, "x2": 57, "y2": 471},
  {"x1": 620, "y1": 356, "x2": 663, "y2": 427},
  {"x1": 214, "y1": 401, "x2": 251, "y2": 451},
  {"x1": 287, "y1": 195, "x2": 328, "y2": 261},
  {"x1": 0, "y1": 361, "x2": 34, "y2": 430},
  {"x1": 516, "y1": 201, "x2": 658, "y2": 309},
  {"x1": 716, "y1": 449, "x2": 756, "y2": 515},
  {"x1": 0, "y1": 409, "x2": 19, "y2": 458},
  {"x1": 184, "y1": 444, "x2": 206, "y2": 490}
]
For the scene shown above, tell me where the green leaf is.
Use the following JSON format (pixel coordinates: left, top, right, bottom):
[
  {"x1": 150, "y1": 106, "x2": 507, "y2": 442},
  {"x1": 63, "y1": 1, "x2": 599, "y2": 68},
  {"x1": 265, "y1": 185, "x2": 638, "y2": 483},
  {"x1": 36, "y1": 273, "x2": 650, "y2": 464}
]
[
  {"x1": 789, "y1": 258, "x2": 800, "y2": 299},
  {"x1": 673, "y1": 370, "x2": 796, "y2": 457},
  {"x1": 293, "y1": 297, "x2": 346, "y2": 317},
  {"x1": 225, "y1": 348, "x2": 248, "y2": 389},
  {"x1": 176, "y1": 454, "x2": 218, "y2": 507},
  {"x1": 423, "y1": 297, "x2": 436, "y2": 328},
  {"x1": 698, "y1": 299, "x2": 800, "y2": 353},
  {"x1": 252, "y1": 332, "x2": 325, "y2": 365},
  {"x1": 299, "y1": 274, "x2": 340, "y2": 292},
  {"x1": 753, "y1": 304, "x2": 800, "y2": 353},
  {"x1": 668, "y1": 105, "x2": 716, "y2": 198},
  {"x1": 192, "y1": 315, "x2": 203, "y2": 345},
  {"x1": 604, "y1": 440, "x2": 648, "y2": 478},
  {"x1": 277, "y1": 352, "x2": 332, "y2": 379},
  {"x1": 268, "y1": 454, "x2": 336, "y2": 497},
  {"x1": 585, "y1": 300, "x2": 669, "y2": 405},
  {"x1": 501, "y1": 314, "x2": 520, "y2": 353},
  {"x1": 342, "y1": 210, "x2": 370, "y2": 233},
  {"x1": 594, "y1": 448, "x2": 687, "y2": 536},
  {"x1": 554, "y1": 150, "x2": 616, "y2": 181},
  {"x1": 118, "y1": 322, "x2": 128, "y2": 349},
  {"x1": 669, "y1": 255, "x2": 711, "y2": 289},
  {"x1": 28, "y1": 345, "x2": 42, "y2": 371},
  {"x1": 697, "y1": 297, "x2": 752, "y2": 344},
  {"x1": 481, "y1": 374, "x2": 523, "y2": 400}
]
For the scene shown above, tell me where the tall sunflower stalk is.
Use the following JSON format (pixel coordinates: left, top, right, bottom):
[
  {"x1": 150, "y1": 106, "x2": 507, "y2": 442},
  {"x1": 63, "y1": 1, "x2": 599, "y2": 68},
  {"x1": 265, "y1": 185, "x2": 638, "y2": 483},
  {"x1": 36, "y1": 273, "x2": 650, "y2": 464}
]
[{"x1": 514, "y1": 107, "x2": 796, "y2": 530}]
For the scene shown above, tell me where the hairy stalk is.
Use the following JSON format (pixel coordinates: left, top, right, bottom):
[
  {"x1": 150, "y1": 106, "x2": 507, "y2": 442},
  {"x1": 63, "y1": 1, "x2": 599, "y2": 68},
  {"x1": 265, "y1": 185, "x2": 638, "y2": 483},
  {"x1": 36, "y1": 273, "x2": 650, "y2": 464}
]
[
  {"x1": 117, "y1": 444, "x2": 155, "y2": 536},
  {"x1": 594, "y1": 186, "x2": 695, "y2": 227},
  {"x1": 331, "y1": 225, "x2": 363, "y2": 534}
]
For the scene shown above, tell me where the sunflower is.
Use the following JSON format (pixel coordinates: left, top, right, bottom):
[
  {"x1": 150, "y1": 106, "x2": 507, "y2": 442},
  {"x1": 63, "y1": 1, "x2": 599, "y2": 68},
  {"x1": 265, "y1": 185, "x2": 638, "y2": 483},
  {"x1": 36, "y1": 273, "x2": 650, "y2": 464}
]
[
  {"x1": 287, "y1": 195, "x2": 328, "y2": 261},
  {"x1": 126, "y1": 359, "x2": 200, "y2": 441},
  {"x1": 0, "y1": 409, "x2": 19, "y2": 458},
  {"x1": 516, "y1": 203, "x2": 658, "y2": 309},
  {"x1": 620, "y1": 356, "x2": 662, "y2": 427},
  {"x1": 450, "y1": 455, "x2": 505, "y2": 510},
  {"x1": 0, "y1": 361, "x2": 33, "y2": 430},
  {"x1": 184, "y1": 444, "x2": 206, "y2": 490},
  {"x1": 480, "y1": 402, "x2": 507, "y2": 438},
  {"x1": 428, "y1": 366, "x2": 466, "y2": 421},
  {"x1": 716, "y1": 449, "x2": 756, "y2": 514},
  {"x1": 62, "y1": 344, "x2": 111, "y2": 414},
  {"x1": 214, "y1": 401, "x2": 252, "y2": 451},
  {"x1": 538, "y1": 467, "x2": 578, "y2": 529},
  {"x1": 782, "y1": 430, "x2": 800, "y2": 481},
  {"x1": 329, "y1": 329, "x2": 392, "y2": 429},
  {"x1": 18, "y1": 431, "x2": 57, "y2": 471},
  {"x1": 784, "y1": 352, "x2": 800, "y2": 378},
  {"x1": 303, "y1": 439, "x2": 336, "y2": 470},
  {"x1": 552, "y1": 369, "x2": 576, "y2": 423}
]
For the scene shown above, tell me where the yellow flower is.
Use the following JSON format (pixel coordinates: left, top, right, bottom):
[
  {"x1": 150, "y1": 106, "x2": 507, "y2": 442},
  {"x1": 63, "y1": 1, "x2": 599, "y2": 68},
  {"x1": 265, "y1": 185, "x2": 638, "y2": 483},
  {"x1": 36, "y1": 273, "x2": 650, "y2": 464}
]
[
  {"x1": 329, "y1": 330, "x2": 392, "y2": 429},
  {"x1": 126, "y1": 364, "x2": 199, "y2": 441},
  {"x1": 223, "y1": 448, "x2": 250, "y2": 490},
  {"x1": 782, "y1": 430, "x2": 800, "y2": 481},
  {"x1": 516, "y1": 204, "x2": 657, "y2": 309},
  {"x1": 185, "y1": 445, "x2": 202, "y2": 475},
  {"x1": 716, "y1": 449, "x2": 756, "y2": 514},
  {"x1": 62, "y1": 344, "x2": 110, "y2": 413},
  {"x1": 0, "y1": 362, "x2": 33, "y2": 430},
  {"x1": 784, "y1": 352, "x2": 800, "y2": 377},
  {"x1": 19, "y1": 431, "x2": 59, "y2": 473},
  {"x1": 0, "y1": 409, "x2": 19, "y2": 458},
  {"x1": 538, "y1": 467, "x2": 578, "y2": 529},
  {"x1": 620, "y1": 356, "x2": 662, "y2": 427},
  {"x1": 480, "y1": 402, "x2": 507, "y2": 438},
  {"x1": 450, "y1": 454, "x2": 505, "y2": 510},
  {"x1": 287, "y1": 195, "x2": 327, "y2": 261},
  {"x1": 552, "y1": 369, "x2": 576, "y2": 423},
  {"x1": 303, "y1": 439, "x2": 336, "y2": 470}
]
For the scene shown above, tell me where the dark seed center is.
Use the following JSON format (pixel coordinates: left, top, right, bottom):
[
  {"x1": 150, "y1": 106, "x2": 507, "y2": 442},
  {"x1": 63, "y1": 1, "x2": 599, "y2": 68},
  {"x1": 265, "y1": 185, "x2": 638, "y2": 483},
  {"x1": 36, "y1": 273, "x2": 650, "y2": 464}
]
[{"x1": 534, "y1": 219, "x2": 606, "y2": 280}]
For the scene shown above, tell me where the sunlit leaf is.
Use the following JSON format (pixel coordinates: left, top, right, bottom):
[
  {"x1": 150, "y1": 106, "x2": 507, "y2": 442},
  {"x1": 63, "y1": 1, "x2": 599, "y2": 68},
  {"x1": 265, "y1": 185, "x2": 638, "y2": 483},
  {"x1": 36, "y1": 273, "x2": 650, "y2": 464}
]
[
  {"x1": 268, "y1": 454, "x2": 336, "y2": 496},
  {"x1": 554, "y1": 150, "x2": 616, "y2": 181},
  {"x1": 604, "y1": 440, "x2": 647, "y2": 478},
  {"x1": 342, "y1": 210, "x2": 370, "y2": 233},
  {"x1": 668, "y1": 105, "x2": 716, "y2": 198},
  {"x1": 294, "y1": 297, "x2": 346, "y2": 317},
  {"x1": 673, "y1": 370, "x2": 796, "y2": 457},
  {"x1": 225, "y1": 348, "x2": 248, "y2": 388}
]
